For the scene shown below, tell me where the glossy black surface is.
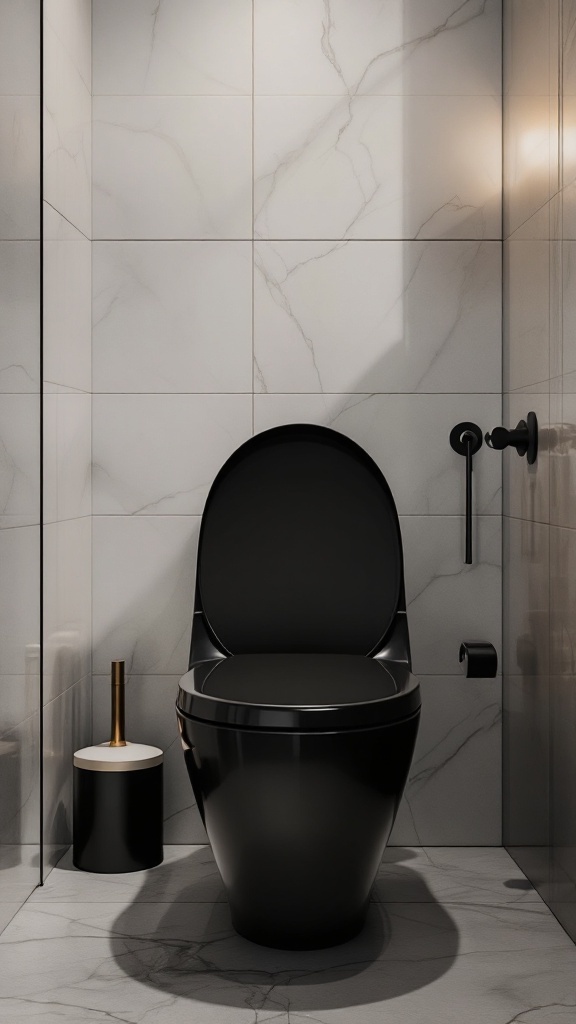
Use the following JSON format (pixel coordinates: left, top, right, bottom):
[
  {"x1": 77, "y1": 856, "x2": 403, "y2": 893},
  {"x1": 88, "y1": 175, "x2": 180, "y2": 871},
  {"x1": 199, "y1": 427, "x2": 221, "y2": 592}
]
[
  {"x1": 73, "y1": 766, "x2": 163, "y2": 873},
  {"x1": 178, "y1": 709, "x2": 420, "y2": 949},
  {"x1": 459, "y1": 641, "x2": 498, "y2": 678},
  {"x1": 196, "y1": 425, "x2": 403, "y2": 656},
  {"x1": 449, "y1": 421, "x2": 483, "y2": 565},
  {"x1": 178, "y1": 655, "x2": 420, "y2": 729},
  {"x1": 177, "y1": 424, "x2": 420, "y2": 948}
]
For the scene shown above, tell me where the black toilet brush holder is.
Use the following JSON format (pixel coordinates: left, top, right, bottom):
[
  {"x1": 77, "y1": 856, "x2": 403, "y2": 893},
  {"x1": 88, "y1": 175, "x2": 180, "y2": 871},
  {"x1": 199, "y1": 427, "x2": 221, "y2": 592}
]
[{"x1": 73, "y1": 661, "x2": 164, "y2": 873}]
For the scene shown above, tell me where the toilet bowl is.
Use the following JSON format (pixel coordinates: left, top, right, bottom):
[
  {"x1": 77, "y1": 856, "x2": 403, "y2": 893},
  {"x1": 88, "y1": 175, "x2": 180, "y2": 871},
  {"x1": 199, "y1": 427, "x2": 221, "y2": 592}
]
[{"x1": 176, "y1": 424, "x2": 421, "y2": 949}]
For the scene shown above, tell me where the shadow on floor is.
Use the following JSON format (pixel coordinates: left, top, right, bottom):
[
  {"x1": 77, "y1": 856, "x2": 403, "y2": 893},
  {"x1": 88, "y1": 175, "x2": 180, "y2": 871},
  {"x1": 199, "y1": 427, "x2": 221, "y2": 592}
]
[{"x1": 110, "y1": 846, "x2": 459, "y2": 1013}]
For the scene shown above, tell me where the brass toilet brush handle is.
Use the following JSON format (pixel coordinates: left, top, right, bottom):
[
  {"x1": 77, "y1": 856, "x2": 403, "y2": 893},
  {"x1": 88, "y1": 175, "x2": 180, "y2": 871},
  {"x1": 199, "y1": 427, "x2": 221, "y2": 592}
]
[{"x1": 110, "y1": 660, "x2": 126, "y2": 747}]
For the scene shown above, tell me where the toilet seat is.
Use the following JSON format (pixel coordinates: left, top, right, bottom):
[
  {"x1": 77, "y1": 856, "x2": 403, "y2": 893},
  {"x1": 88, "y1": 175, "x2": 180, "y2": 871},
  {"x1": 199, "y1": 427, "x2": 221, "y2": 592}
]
[{"x1": 177, "y1": 653, "x2": 420, "y2": 730}]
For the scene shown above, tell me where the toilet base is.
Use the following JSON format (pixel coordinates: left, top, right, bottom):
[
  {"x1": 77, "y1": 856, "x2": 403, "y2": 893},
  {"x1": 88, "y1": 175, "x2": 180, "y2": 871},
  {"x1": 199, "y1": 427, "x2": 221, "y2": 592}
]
[
  {"x1": 232, "y1": 909, "x2": 366, "y2": 950},
  {"x1": 178, "y1": 707, "x2": 420, "y2": 951}
]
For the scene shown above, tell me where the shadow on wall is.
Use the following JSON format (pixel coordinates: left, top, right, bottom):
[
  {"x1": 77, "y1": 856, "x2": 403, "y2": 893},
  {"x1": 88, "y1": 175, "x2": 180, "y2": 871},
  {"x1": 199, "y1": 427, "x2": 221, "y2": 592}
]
[{"x1": 110, "y1": 847, "x2": 459, "y2": 1012}]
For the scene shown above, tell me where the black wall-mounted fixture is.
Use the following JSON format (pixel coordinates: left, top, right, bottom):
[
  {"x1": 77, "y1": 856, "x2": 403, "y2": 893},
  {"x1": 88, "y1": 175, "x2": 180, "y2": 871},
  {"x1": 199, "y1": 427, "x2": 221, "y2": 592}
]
[
  {"x1": 485, "y1": 411, "x2": 538, "y2": 465},
  {"x1": 449, "y1": 421, "x2": 483, "y2": 565},
  {"x1": 459, "y1": 641, "x2": 498, "y2": 678}
]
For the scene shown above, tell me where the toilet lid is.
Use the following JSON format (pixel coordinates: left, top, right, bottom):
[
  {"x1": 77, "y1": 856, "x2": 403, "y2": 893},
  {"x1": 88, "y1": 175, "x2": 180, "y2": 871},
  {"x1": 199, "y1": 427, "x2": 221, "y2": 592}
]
[{"x1": 197, "y1": 424, "x2": 403, "y2": 656}]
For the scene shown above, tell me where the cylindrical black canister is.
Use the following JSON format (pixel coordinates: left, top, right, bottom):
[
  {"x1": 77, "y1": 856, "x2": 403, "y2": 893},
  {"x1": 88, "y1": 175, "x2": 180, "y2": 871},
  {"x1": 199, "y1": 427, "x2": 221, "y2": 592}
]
[{"x1": 73, "y1": 743, "x2": 163, "y2": 873}]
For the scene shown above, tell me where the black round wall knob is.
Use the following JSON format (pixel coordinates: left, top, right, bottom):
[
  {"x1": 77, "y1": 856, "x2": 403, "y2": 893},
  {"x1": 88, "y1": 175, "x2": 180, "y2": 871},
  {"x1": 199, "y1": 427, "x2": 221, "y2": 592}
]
[
  {"x1": 485, "y1": 411, "x2": 538, "y2": 465},
  {"x1": 449, "y1": 421, "x2": 483, "y2": 456}
]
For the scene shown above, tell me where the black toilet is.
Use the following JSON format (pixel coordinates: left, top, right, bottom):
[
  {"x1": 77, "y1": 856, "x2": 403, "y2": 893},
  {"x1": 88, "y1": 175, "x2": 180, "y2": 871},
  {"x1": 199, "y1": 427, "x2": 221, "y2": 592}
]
[{"x1": 176, "y1": 424, "x2": 421, "y2": 950}]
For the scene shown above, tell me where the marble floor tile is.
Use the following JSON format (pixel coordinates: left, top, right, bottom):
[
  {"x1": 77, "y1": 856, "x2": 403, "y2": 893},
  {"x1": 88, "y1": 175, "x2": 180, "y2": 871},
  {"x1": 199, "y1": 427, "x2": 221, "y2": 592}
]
[
  {"x1": 5, "y1": 848, "x2": 576, "y2": 1023},
  {"x1": 32, "y1": 846, "x2": 539, "y2": 909},
  {"x1": 1, "y1": 882, "x2": 574, "y2": 1024}
]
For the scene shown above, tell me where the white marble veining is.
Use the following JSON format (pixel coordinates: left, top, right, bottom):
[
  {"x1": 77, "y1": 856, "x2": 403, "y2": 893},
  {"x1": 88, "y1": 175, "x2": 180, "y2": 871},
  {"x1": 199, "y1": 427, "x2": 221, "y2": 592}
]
[
  {"x1": 255, "y1": 0, "x2": 501, "y2": 97},
  {"x1": 92, "y1": 97, "x2": 252, "y2": 240},
  {"x1": 3, "y1": 846, "x2": 576, "y2": 1024},
  {"x1": 0, "y1": 96, "x2": 40, "y2": 239},
  {"x1": 391, "y1": 676, "x2": 502, "y2": 845},
  {"x1": 92, "y1": 242, "x2": 252, "y2": 393},
  {"x1": 255, "y1": 393, "x2": 502, "y2": 516},
  {"x1": 93, "y1": 395, "x2": 248, "y2": 516},
  {"x1": 255, "y1": 95, "x2": 501, "y2": 240},
  {"x1": 254, "y1": 241, "x2": 501, "y2": 394},
  {"x1": 0, "y1": 242, "x2": 39, "y2": 393},
  {"x1": 43, "y1": 205, "x2": 91, "y2": 393},
  {"x1": 43, "y1": 517, "x2": 91, "y2": 704},
  {"x1": 400, "y1": 515, "x2": 502, "y2": 675},
  {"x1": 43, "y1": 6, "x2": 91, "y2": 238},
  {"x1": 93, "y1": 0, "x2": 252, "y2": 97},
  {"x1": 92, "y1": 516, "x2": 200, "y2": 676},
  {"x1": 92, "y1": 675, "x2": 206, "y2": 844}
]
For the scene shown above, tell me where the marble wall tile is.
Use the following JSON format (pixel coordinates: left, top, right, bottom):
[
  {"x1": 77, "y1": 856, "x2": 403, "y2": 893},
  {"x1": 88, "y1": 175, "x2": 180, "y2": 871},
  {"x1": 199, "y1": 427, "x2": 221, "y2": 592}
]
[
  {"x1": 0, "y1": 242, "x2": 39, "y2": 393},
  {"x1": 391, "y1": 675, "x2": 502, "y2": 845},
  {"x1": 550, "y1": 374, "x2": 576, "y2": 529},
  {"x1": 400, "y1": 515, "x2": 501, "y2": 676},
  {"x1": 549, "y1": 524, "x2": 576, "y2": 679},
  {"x1": 503, "y1": 389, "x2": 550, "y2": 524},
  {"x1": 504, "y1": 238, "x2": 550, "y2": 390},
  {"x1": 254, "y1": 393, "x2": 502, "y2": 516},
  {"x1": 43, "y1": 206, "x2": 91, "y2": 393},
  {"x1": 502, "y1": 516, "x2": 550, "y2": 847},
  {"x1": 43, "y1": 392, "x2": 90, "y2": 524},
  {"x1": 561, "y1": 242, "x2": 576, "y2": 376},
  {"x1": 549, "y1": 527, "x2": 576, "y2": 936},
  {"x1": 503, "y1": 516, "x2": 550, "y2": 678},
  {"x1": 93, "y1": 0, "x2": 252, "y2": 97},
  {"x1": 254, "y1": 241, "x2": 501, "y2": 394},
  {"x1": 92, "y1": 516, "x2": 200, "y2": 676},
  {"x1": 43, "y1": 517, "x2": 91, "y2": 705},
  {"x1": 92, "y1": 395, "x2": 252, "y2": 516},
  {"x1": 504, "y1": 0, "x2": 555, "y2": 97},
  {"x1": 504, "y1": 94, "x2": 556, "y2": 238},
  {"x1": 255, "y1": 95, "x2": 501, "y2": 241},
  {"x1": 0, "y1": 394, "x2": 39, "y2": 528},
  {"x1": 0, "y1": 97, "x2": 40, "y2": 239},
  {"x1": 92, "y1": 675, "x2": 206, "y2": 844},
  {"x1": 43, "y1": 9, "x2": 91, "y2": 237},
  {"x1": 1, "y1": 666, "x2": 40, "y2": 735},
  {"x1": 92, "y1": 242, "x2": 252, "y2": 393},
  {"x1": 44, "y1": 0, "x2": 90, "y2": 91},
  {"x1": 255, "y1": 0, "x2": 501, "y2": 98},
  {"x1": 0, "y1": 526, "x2": 39, "y2": 677},
  {"x1": 43, "y1": 676, "x2": 91, "y2": 872},
  {"x1": 0, "y1": 0, "x2": 40, "y2": 96},
  {"x1": 92, "y1": 97, "x2": 252, "y2": 240},
  {"x1": 0, "y1": 711, "x2": 40, "y2": 850},
  {"x1": 504, "y1": 672, "x2": 550, "y2": 849}
]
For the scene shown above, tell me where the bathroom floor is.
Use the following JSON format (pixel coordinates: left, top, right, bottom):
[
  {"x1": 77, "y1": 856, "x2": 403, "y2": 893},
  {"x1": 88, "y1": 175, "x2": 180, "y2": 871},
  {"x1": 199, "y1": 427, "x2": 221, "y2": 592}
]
[{"x1": 1, "y1": 846, "x2": 574, "y2": 1024}]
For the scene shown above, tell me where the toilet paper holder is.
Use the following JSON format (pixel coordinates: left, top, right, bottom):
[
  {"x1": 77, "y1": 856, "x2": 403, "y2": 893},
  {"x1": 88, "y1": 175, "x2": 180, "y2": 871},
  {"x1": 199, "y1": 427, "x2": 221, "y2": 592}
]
[{"x1": 459, "y1": 641, "x2": 498, "y2": 678}]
